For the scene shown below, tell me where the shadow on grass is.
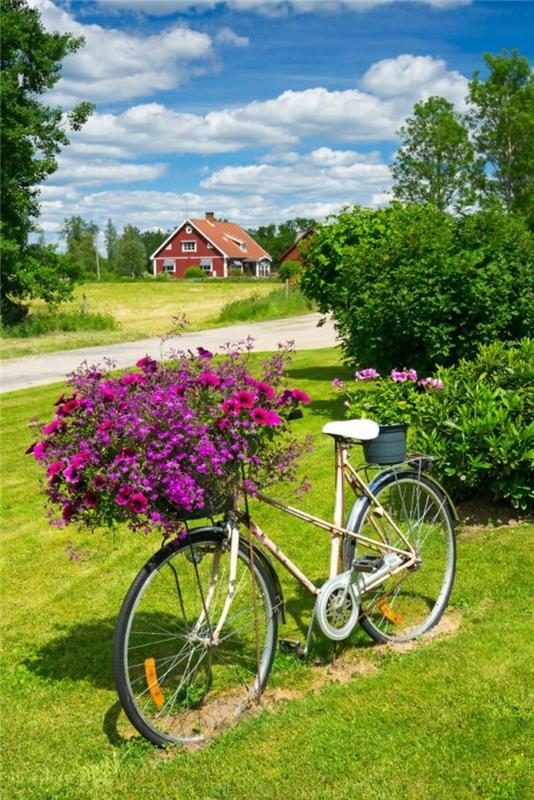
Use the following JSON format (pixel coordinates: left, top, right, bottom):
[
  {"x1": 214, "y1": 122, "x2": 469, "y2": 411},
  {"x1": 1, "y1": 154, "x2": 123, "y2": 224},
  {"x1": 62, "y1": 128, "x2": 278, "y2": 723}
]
[{"x1": 286, "y1": 365, "x2": 353, "y2": 383}]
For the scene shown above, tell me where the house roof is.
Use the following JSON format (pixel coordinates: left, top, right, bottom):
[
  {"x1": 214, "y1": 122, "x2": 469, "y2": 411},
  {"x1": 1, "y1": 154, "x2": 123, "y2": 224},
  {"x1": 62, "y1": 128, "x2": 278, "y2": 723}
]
[{"x1": 151, "y1": 217, "x2": 272, "y2": 261}]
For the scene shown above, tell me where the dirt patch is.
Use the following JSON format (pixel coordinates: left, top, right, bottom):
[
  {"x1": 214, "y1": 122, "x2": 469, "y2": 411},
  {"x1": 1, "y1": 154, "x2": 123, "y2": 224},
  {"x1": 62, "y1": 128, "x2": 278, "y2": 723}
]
[
  {"x1": 156, "y1": 612, "x2": 462, "y2": 754},
  {"x1": 457, "y1": 493, "x2": 531, "y2": 531}
]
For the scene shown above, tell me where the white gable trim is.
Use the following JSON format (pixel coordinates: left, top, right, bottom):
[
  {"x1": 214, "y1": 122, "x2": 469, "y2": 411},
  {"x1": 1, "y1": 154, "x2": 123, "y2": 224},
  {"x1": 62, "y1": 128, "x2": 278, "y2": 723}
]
[{"x1": 150, "y1": 219, "x2": 229, "y2": 260}]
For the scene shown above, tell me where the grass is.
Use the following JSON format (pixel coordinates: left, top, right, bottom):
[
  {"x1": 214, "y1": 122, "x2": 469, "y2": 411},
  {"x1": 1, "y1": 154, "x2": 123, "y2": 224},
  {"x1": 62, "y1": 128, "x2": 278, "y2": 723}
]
[
  {"x1": 1, "y1": 308, "x2": 117, "y2": 338},
  {"x1": 218, "y1": 287, "x2": 313, "y2": 324},
  {"x1": 0, "y1": 280, "x2": 281, "y2": 360},
  {"x1": 1, "y1": 347, "x2": 533, "y2": 800}
]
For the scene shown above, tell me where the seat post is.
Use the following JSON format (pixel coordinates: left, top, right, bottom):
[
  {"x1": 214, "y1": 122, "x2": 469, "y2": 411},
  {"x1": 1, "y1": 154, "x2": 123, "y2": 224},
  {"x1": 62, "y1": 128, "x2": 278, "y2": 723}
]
[{"x1": 329, "y1": 437, "x2": 346, "y2": 578}]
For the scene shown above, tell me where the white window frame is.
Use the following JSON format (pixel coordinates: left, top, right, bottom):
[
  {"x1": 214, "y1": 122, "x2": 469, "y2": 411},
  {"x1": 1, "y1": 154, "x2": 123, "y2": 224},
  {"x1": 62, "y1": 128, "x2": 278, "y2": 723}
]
[
  {"x1": 185, "y1": 225, "x2": 193, "y2": 233},
  {"x1": 163, "y1": 258, "x2": 176, "y2": 274},
  {"x1": 182, "y1": 240, "x2": 197, "y2": 253}
]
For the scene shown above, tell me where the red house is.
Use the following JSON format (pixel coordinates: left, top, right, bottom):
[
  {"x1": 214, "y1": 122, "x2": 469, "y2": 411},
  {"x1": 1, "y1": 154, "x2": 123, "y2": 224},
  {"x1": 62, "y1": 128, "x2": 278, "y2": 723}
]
[
  {"x1": 151, "y1": 212, "x2": 272, "y2": 278},
  {"x1": 278, "y1": 228, "x2": 315, "y2": 266}
]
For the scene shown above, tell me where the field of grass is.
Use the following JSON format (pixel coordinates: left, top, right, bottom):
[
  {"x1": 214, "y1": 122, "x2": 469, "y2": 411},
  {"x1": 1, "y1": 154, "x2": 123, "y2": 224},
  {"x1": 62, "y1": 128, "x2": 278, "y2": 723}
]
[
  {"x1": 1, "y1": 348, "x2": 533, "y2": 799},
  {"x1": 218, "y1": 286, "x2": 313, "y2": 324},
  {"x1": 0, "y1": 280, "x2": 278, "y2": 360}
]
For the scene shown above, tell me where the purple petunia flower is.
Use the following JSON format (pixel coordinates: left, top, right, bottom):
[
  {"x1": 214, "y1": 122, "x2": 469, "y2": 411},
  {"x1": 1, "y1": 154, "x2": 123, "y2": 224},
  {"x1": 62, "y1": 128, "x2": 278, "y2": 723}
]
[
  {"x1": 331, "y1": 378, "x2": 344, "y2": 389},
  {"x1": 291, "y1": 389, "x2": 311, "y2": 405},
  {"x1": 115, "y1": 485, "x2": 133, "y2": 506},
  {"x1": 199, "y1": 372, "x2": 221, "y2": 388},
  {"x1": 255, "y1": 381, "x2": 275, "y2": 401},
  {"x1": 43, "y1": 419, "x2": 61, "y2": 435},
  {"x1": 266, "y1": 411, "x2": 282, "y2": 427},
  {"x1": 33, "y1": 441, "x2": 49, "y2": 460},
  {"x1": 234, "y1": 390, "x2": 255, "y2": 409},
  {"x1": 251, "y1": 408, "x2": 270, "y2": 425},
  {"x1": 83, "y1": 491, "x2": 98, "y2": 509},
  {"x1": 197, "y1": 347, "x2": 213, "y2": 361}
]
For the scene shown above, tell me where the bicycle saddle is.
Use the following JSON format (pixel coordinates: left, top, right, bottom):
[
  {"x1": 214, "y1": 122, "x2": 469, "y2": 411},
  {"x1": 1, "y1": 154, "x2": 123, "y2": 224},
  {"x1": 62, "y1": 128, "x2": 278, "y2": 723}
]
[{"x1": 322, "y1": 418, "x2": 379, "y2": 441}]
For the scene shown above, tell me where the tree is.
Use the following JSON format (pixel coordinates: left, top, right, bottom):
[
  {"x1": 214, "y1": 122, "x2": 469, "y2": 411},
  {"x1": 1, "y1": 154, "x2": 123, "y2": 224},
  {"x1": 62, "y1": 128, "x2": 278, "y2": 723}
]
[
  {"x1": 0, "y1": 0, "x2": 93, "y2": 324},
  {"x1": 391, "y1": 96, "x2": 481, "y2": 212},
  {"x1": 60, "y1": 216, "x2": 99, "y2": 278},
  {"x1": 104, "y1": 219, "x2": 118, "y2": 269},
  {"x1": 116, "y1": 226, "x2": 147, "y2": 278},
  {"x1": 247, "y1": 218, "x2": 315, "y2": 268},
  {"x1": 139, "y1": 228, "x2": 169, "y2": 272},
  {"x1": 468, "y1": 50, "x2": 534, "y2": 222}
]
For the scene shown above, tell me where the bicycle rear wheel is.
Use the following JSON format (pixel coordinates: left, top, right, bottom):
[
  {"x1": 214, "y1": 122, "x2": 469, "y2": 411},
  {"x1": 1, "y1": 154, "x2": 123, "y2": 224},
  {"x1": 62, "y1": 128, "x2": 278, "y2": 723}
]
[
  {"x1": 346, "y1": 472, "x2": 456, "y2": 643},
  {"x1": 113, "y1": 528, "x2": 278, "y2": 745}
]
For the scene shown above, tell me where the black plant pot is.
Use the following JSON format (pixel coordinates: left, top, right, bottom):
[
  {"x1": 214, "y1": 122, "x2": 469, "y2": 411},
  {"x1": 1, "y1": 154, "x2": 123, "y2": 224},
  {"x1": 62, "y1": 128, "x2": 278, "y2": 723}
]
[{"x1": 363, "y1": 423, "x2": 407, "y2": 465}]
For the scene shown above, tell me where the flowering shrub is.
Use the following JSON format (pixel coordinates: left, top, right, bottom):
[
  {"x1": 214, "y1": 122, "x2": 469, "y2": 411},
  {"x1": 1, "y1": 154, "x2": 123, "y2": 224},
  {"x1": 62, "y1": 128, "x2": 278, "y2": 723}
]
[
  {"x1": 29, "y1": 343, "x2": 311, "y2": 538},
  {"x1": 342, "y1": 367, "x2": 443, "y2": 426}
]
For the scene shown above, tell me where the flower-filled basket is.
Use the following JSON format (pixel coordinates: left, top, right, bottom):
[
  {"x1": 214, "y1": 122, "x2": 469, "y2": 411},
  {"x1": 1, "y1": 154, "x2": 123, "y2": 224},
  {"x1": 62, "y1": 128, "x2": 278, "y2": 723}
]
[{"x1": 29, "y1": 343, "x2": 311, "y2": 539}]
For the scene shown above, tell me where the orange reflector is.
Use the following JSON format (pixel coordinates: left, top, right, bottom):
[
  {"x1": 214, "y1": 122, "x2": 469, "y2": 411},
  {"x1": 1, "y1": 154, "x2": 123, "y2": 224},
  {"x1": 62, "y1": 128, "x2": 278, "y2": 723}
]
[
  {"x1": 144, "y1": 658, "x2": 164, "y2": 709},
  {"x1": 377, "y1": 598, "x2": 403, "y2": 625}
]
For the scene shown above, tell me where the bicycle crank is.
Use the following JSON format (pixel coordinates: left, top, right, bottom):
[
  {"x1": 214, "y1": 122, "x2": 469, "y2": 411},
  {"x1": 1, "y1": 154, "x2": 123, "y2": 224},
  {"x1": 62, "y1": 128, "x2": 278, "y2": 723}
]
[{"x1": 314, "y1": 574, "x2": 360, "y2": 641}]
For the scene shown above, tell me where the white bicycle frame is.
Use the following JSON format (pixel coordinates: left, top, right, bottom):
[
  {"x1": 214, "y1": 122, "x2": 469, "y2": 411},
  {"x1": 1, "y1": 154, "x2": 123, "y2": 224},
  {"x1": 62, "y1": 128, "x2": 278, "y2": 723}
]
[{"x1": 203, "y1": 437, "x2": 420, "y2": 641}]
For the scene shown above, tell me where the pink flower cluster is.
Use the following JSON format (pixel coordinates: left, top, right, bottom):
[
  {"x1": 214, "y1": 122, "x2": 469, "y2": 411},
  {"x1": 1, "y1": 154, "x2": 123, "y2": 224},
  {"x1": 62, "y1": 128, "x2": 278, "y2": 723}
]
[
  {"x1": 29, "y1": 344, "x2": 311, "y2": 538},
  {"x1": 355, "y1": 368, "x2": 380, "y2": 381}
]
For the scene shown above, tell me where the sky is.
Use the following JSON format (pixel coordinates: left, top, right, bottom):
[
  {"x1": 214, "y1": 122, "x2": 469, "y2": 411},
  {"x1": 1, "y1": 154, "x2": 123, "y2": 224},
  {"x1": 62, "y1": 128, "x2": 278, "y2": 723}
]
[{"x1": 30, "y1": 0, "x2": 533, "y2": 248}]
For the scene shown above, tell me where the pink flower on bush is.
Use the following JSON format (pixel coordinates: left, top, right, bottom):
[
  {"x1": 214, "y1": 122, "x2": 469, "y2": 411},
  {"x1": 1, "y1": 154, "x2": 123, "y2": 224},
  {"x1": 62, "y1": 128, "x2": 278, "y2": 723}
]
[
  {"x1": 251, "y1": 408, "x2": 270, "y2": 425},
  {"x1": 199, "y1": 372, "x2": 221, "y2": 388},
  {"x1": 33, "y1": 441, "x2": 49, "y2": 460},
  {"x1": 332, "y1": 378, "x2": 344, "y2": 389},
  {"x1": 234, "y1": 390, "x2": 255, "y2": 409},
  {"x1": 256, "y1": 381, "x2": 275, "y2": 401},
  {"x1": 391, "y1": 369, "x2": 408, "y2": 382},
  {"x1": 120, "y1": 373, "x2": 144, "y2": 387},
  {"x1": 197, "y1": 347, "x2": 213, "y2": 361},
  {"x1": 43, "y1": 419, "x2": 61, "y2": 435},
  {"x1": 83, "y1": 491, "x2": 98, "y2": 509},
  {"x1": 420, "y1": 377, "x2": 444, "y2": 390},
  {"x1": 92, "y1": 474, "x2": 106, "y2": 489},
  {"x1": 355, "y1": 368, "x2": 380, "y2": 381},
  {"x1": 136, "y1": 356, "x2": 158, "y2": 373},
  {"x1": 128, "y1": 493, "x2": 149, "y2": 514},
  {"x1": 266, "y1": 411, "x2": 282, "y2": 427},
  {"x1": 115, "y1": 485, "x2": 133, "y2": 506}
]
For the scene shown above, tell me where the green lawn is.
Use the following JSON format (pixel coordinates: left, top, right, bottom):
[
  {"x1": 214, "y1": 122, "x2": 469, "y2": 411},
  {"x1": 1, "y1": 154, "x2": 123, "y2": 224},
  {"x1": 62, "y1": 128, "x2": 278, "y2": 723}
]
[
  {"x1": 1, "y1": 348, "x2": 532, "y2": 800},
  {"x1": 0, "y1": 280, "x2": 278, "y2": 359}
]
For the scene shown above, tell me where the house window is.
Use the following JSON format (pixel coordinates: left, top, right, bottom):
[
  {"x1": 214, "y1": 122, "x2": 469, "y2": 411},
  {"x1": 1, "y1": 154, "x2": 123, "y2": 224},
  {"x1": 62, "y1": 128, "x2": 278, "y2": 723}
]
[
  {"x1": 163, "y1": 259, "x2": 175, "y2": 273},
  {"x1": 207, "y1": 243, "x2": 213, "y2": 249},
  {"x1": 166, "y1": 243, "x2": 172, "y2": 250},
  {"x1": 185, "y1": 225, "x2": 192, "y2": 233},
  {"x1": 200, "y1": 258, "x2": 213, "y2": 274},
  {"x1": 182, "y1": 240, "x2": 197, "y2": 252},
  {"x1": 240, "y1": 242, "x2": 247, "y2": 251}
]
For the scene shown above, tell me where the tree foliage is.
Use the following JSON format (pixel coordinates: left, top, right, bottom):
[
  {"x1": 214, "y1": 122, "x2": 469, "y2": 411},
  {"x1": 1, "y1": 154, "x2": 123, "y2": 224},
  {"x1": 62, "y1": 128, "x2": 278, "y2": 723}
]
[
  {"x1": 468, "y1": 49, "x2": 534, "y2": 223},
  {"x1": 115, "y1": 225, "x2": 147, "y2": 278},
  {"x1": 104, "y1": 219, "x2": 118, "y2": 268},
  {"x1": 300, "y1": 203, "x2": 534, "y2": 373},
  {"x1": 139, "y1": 228, "x2": 169, "y2": 272},
  {"x1": 60, "y1": 216, "x2": 99, "y2": 278},
  {"x1": 392, "y1": 96, "x2": 482, "y2": 211},
  {"x1": 0, "y1": 0, "x2": 93, "y2": 324}
]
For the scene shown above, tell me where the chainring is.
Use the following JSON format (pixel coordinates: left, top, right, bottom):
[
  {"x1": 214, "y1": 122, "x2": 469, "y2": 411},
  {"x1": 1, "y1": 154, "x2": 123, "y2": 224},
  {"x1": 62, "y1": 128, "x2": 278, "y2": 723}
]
[{"x1": 314, "y1": 574, "x2": 360, "y2": 641}]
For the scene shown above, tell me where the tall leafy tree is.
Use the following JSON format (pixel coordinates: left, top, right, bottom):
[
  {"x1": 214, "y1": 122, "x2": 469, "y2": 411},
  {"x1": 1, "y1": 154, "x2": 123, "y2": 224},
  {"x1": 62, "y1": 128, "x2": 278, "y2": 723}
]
[
  {"x1": 104, "y1": 219, "x2": 118, "y2": 269},
  {"x1": 116, "y1": 226, "x2": 147, "y2": 278},
  {"x1": 0, "y1": 0, "x2": 93, "y2": 323},
  {"x1": 247, "y1": 218, "x2": 315, "y2": 268},
  {"x1": 60, "y1": 216, "x2": 99, "y2": 278},
  {"x1": 391, "y1": 96, "x2": 481, "y2": 212},
  {"x1": 468, "y1": 50, "x2": 534, "y2": 222},
  {"x1": 139, "y1": 228, "x2": 169, "y2": 272}
]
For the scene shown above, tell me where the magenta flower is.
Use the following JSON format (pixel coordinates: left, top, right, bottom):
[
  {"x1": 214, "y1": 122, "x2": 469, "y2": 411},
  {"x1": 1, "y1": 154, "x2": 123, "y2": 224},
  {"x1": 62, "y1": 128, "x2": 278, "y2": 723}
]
[
  {"x1": 234, "y1": 390, "x2": 255, "y2": 409},
  {"x1": 199, "y1": 372, "x2": 221, "y2": 388},
  {"x1": 266, "y1": 411, "x2": 282, "y2": 427},
  {"x1": 256, "y1": 381, "x2": 275, "y2": 401},
  {"x1": 136, "y1": 356, "x2": 158, "y2": 373},
  {"x1": 391, "y1": 369, "x2": 408, "y2": 383},
  {"x1": 83, "y1": 491, "x2": 98, "y2": 509},
  {"x1": 291, "y1": 389, "x2": 311, "y2": 405},
  {"x1": 43, "y1": 419, "x2": 61, "y2": 435},
  {"x1": 197, "y1": 347, "x2": 213, "y2": 361},
  {"x1": 331, "y1": 378, "x2": 344, "y2": 389},
  {"x1": 46, "y1": 460, "x2": 64, "y2": 481},
  {"x1": 407, "y1": 369, "x2": 418, "y2": 381},
  {"x1": 62, "y1": 503, "x2": 74, "y2": 523},
  {"x1": 120, "y1": 373, "x2": 144, "y2": 387},
  {"x1": 64, "y1": 464, "x2": 82, "y2": 484},
  {"x1": 115, "y1": 485, "x2": 133, "y2": 506},
  {"x1": 57, "y1": 397, "x2": 80, "y2": 416},
  {"x1": 129, "y1": 493, "x2": 149, "y2": 514},
  {"x1": 221, "y1": 398, "x2": 239, "y2": 415},
  {"x1": 355, "y1": 369, "x2": 380, "y2": 381},
  {"x1": 92, "y1": 474, "x2": 106, "y2": 489},
  {"x1": 33, "y1": 441, "x2": 49, "y2": 460},
  {"x1": 251, "y1": 408, "x2": 270, "y2": 425}
]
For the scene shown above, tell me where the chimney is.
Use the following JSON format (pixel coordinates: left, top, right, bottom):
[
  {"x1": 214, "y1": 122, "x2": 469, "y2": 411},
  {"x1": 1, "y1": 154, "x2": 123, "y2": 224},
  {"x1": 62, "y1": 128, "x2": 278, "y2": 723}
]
[{"x1": 205, "y1": 211, "x2": 215, "y2": 222}]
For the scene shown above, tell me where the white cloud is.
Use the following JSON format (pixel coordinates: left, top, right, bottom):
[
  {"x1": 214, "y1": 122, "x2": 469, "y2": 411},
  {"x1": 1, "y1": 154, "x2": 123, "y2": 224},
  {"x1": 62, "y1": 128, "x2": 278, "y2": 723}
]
[
  {"x1": 29, "y1": 0, "x2": 214, "y2": 105},
  {"x1": 52, "y1": 156, "x2": 168, "y2": 186},
  {"x1": 200, "y1": 147, "x2": 392, "y2": 200},
  {"x1": 215, "y1": 27, "x2": 250, "y2": 47},
  {"x1": 361, "y1": 54, "x2": 468, "y2": 110},
  {"x1": 67, "y1": 54, "x2": 467, "y2": 158},
  {"x1": 96, "y1": 0, "x2": 472, "y2": 16}
]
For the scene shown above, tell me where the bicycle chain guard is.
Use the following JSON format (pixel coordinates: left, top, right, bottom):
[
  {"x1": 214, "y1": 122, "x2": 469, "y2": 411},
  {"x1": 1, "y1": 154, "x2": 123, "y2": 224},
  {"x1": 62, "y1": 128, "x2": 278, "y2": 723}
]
[{"x1": 314, "y1": 572, "x2": 361, "y2": 641}]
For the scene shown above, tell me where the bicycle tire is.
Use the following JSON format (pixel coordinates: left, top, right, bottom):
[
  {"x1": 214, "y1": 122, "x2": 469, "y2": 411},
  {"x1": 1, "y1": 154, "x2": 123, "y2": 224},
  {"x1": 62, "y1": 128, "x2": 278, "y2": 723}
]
[
  {"x1": 345, "y1": 471, "x2": 456, "y2": 643},
  {"x1": 113, "y1": 527, "x2": 279, "y2": 746}
]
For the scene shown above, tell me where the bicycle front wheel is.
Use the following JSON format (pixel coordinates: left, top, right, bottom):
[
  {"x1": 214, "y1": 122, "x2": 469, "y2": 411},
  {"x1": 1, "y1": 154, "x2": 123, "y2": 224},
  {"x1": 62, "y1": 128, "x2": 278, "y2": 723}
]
[
  {"x1": 113, "y1": 528, "x2": 278, "y2": 746},
  {"x1": 346, "y1": 472, "x2": 456, "y2": 643}
]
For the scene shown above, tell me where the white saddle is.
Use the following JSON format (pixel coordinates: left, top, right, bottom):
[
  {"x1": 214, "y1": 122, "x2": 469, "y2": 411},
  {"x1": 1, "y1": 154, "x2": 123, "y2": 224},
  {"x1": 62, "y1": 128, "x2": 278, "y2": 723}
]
[{"x1": 322, "y1": 418, "x2": 379, "y2": 442}]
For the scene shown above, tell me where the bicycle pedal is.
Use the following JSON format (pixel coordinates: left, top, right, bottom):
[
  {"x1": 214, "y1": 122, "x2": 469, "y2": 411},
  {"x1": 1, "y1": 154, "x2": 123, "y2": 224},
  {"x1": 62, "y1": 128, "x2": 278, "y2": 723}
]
[
  {"x1": 352, "y1": 555, "x2": 385, "y2": 573},
  {"x1": 279, "y1": 638, "x2": 307, "y2": 659}
]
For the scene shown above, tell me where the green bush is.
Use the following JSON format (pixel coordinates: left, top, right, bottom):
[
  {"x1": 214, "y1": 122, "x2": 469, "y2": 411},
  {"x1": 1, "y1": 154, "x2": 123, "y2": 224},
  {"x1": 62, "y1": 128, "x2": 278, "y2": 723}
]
[
  {"x1": 300, "y1": 203, "x2": 534, "y2": 373},
  {"x1": 278, "y1": 260, "x2": 302, "y2": 283},
  {"x1": 412, "y1": 340, "x2": 534, "y2": 510},
  {"x1": 184, "y1": 266, "x2": 206, "y2": 279},
  {"x1": 1, "y1": 307, "x2": 117, "y2": 338}
]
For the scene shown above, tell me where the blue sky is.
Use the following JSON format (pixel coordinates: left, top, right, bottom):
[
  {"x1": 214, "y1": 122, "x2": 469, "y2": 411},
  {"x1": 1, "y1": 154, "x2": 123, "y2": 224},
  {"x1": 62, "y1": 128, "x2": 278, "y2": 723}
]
[{"x1": 32, "y1": 0, "x2": 533, "y2": 246}]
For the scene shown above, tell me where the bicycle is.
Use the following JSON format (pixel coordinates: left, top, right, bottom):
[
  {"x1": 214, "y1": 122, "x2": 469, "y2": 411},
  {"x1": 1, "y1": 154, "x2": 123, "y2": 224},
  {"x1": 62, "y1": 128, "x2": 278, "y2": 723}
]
[{"x1": 113, "y1": 417, "x2": 457, "y2": 746}]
